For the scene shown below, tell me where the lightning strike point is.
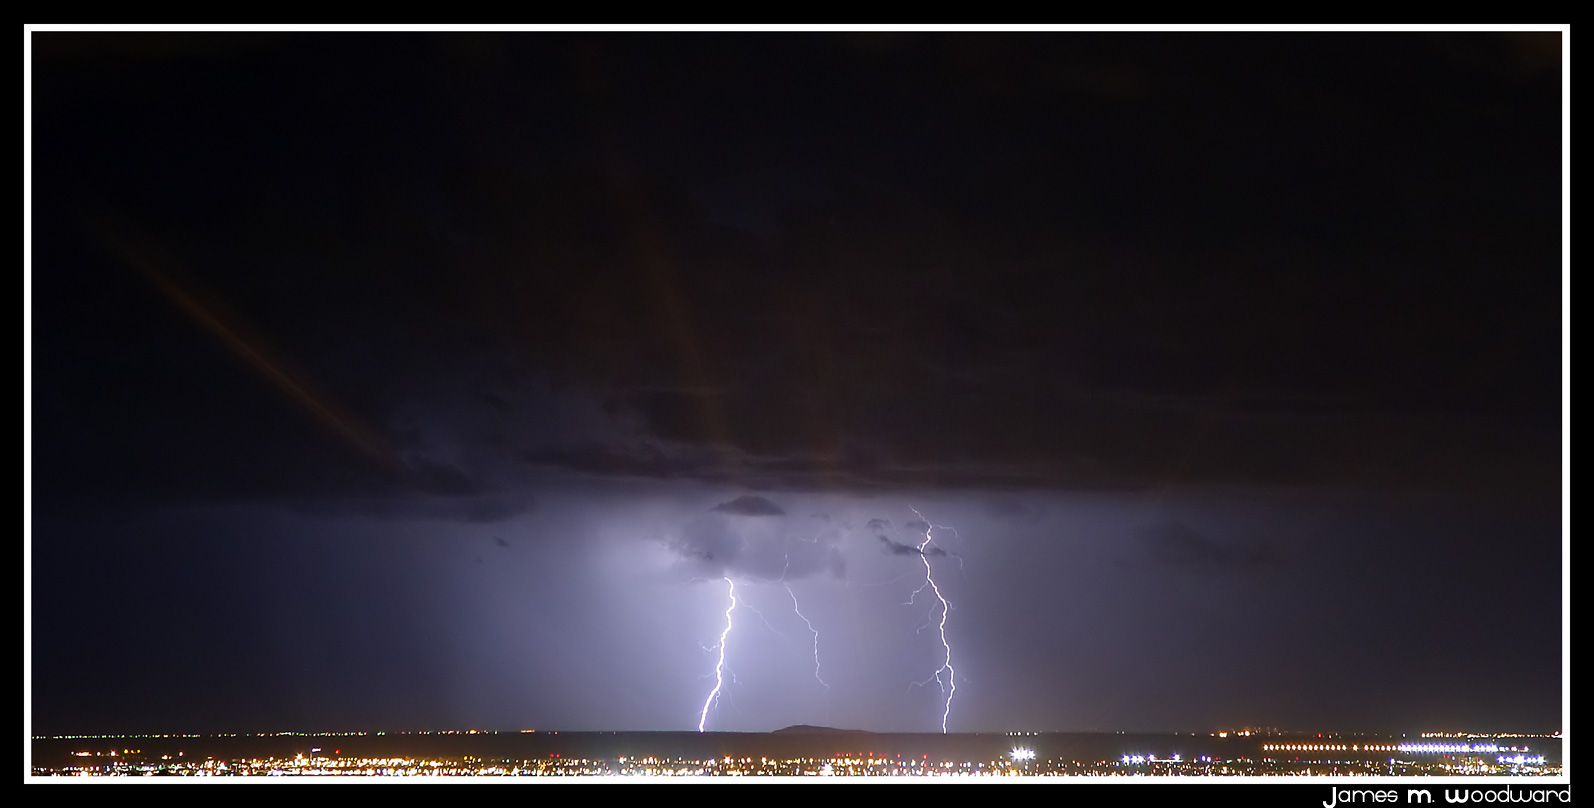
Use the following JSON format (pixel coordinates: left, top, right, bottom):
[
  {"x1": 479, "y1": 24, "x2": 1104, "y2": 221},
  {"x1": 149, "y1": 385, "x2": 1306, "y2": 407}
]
[
  {"x1": 910, "y1": 506, "x2": 957, "y2": 733},
  {"x1": 697, "y1": 577, "x2": 737, "y2": 732}
]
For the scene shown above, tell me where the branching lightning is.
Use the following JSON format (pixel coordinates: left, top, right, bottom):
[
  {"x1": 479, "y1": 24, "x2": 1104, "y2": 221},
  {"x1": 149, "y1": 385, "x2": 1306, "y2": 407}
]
[
  {"x1": 786, "y1": 583, "x2": 829, "y2": 693},
  {"x1": 785, "y1": 525, "x2": 831, "y2": 696},
  {"x1": 694, "y1": 522, "x2": 836, "y2": 731},
  {"x1": 907, "y1": 507, "x2": 957, "y2": 733},
  {"x1": 750, "y1": 526, "x2": 831, "y2": 700},
  {"x1": 697, "y1": 577, "x2": 737, "y2": 732},
  {"x1": 743, "y1": 599, "x2": 788, "y2": 641},
  {"x1": 688, "y1": 512, "x2": 965, "y2": 732}
]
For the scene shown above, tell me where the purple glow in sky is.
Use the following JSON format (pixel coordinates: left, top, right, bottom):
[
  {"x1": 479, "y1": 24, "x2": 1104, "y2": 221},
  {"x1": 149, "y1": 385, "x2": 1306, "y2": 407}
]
[{"x1": 28, "y1": 31, "x2": 1563, "y2": 738}]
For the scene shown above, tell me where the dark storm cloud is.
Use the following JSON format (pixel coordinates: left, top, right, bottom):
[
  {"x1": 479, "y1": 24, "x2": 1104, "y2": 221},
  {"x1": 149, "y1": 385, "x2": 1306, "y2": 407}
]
[
  {"x1": 460, "y1": 497, "x2": 528, "y2": 524},
  {"x1": 1134, "y1": 522, "x2": 1232, "y2": 565},
  {"x1": 74, "y1": 34, "x2": 1542, "y2": 503},
  {"x1": 1127, "y1": 521, "x2": 1275, "y2": 568},
  {"x1": 405, "y1": 456, "x2": 484, "y2": 496},
  {"x1": 669, "y1": 515, "x2": 740, "y2": 567},
  {"x1": 28, "y1": 32, "x2": 1562, "y2": 738},
  {"x1": 867, "y1": 516, "x2": 950, "y2": 558},
  {"x1": 521, "y1": 437, "x2": 1109, "y2": 492},
  {"x1": 296, "y1": 492, "x2": 532, "y2": 525},
  {"x1": 521, "y1": 442, "x2": 679, "y2": 480},
  {"x1": 32, "y1": 34, "x2": 1559, "y2": 509},
  {"x1": 875, "y1": 534, "x2": 948, "y2": 558},
  {"x1": 710, "y1": 495, "x2": 786, "y2": 517},
  {"x1": 41, "y1": 60, "x2": 1559, "y2": 500},
  {"x1": 984, "y1": 497, "x2": 1045, "y2": 523},
  {"x1": 667, "y1": 500, "x2": 844, "y2": 582}
]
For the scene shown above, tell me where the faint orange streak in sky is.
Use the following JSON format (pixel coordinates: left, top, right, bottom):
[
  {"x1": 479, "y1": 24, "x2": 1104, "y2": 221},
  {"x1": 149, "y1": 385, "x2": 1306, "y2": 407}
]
[
  {"x1": 572, "y1": 47, "x2": 741, "y2": 477},
  {"x1": 102, "y1": 225, "x2": 396, "y2": 471}
]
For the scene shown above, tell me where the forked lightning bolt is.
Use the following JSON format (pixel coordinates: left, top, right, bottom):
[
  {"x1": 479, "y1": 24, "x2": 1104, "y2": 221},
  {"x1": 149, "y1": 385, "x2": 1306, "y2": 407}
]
[
  {"x1": 786, "y1": 583, "x2": 829, "y2": 693},
  {"x1": 781, "y1": 526, "x2": 830, "y2": 696},
  {"x1": 908, "y1": 507, "x2": 957, "y2": 733},
  {"x1": 697, "y1": 577, "x2": 737, "y2": 732}
]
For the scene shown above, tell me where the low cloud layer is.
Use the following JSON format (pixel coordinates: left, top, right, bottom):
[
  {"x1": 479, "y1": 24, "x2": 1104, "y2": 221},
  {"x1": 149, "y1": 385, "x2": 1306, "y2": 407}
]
[{"x1": 667, "y1": 496, "x2": 845, "y2": 582}]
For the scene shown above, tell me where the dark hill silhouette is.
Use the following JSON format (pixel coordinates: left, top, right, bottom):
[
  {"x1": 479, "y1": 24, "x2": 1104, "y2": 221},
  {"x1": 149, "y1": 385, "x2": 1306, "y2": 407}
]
[{"x1": 771, "y1": 725, "x2": 870, "y2": 734}]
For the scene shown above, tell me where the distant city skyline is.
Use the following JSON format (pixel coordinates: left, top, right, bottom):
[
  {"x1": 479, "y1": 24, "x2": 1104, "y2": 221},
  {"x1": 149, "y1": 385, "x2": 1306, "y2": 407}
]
[{"x1": 30, "y1": 726, "x2": 1565, "y2": 778}]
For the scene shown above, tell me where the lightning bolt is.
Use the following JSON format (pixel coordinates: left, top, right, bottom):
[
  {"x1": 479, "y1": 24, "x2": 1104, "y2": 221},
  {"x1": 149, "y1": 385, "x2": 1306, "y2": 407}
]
[
  {"x1": 697, "y1": 577, "x2": 737, "y2": 732},
  {"x1": 742, "y1": 598, "x2": 788, "y2": 642},
  {"x1": 785, "y1": 583, "x2": 829, "y2": 693},
  {"x1": 780, "y1": 524, "x2": 831, "y2": 697},
  {"x1": 907, "y1": 507, "x2": 957, "y2": 733}
]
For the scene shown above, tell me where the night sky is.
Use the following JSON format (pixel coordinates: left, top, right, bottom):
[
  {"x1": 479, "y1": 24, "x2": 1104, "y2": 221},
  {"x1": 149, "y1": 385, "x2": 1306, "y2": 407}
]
[{"x1": 26, "y1": 30, "x2": 1565, "y2": 737}]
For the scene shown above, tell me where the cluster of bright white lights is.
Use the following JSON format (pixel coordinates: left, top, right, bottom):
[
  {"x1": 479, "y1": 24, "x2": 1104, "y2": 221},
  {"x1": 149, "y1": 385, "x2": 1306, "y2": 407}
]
[
  {"x1": 1120, "y1": 753, "x2": 1182, "y2": 763},
  {"x1": 1497, "y1": 755, "x2": 1546, "y2": 764},
  {"x1": 1399, "y1": 743, "x2": 1501, "y2": 753},
  {"x1": 1263, "y1": 742, "x2": 1519, "y2": 754},
  {"x1": 1009, "y1": 748, "x2": 1035, "y2": 762}
]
